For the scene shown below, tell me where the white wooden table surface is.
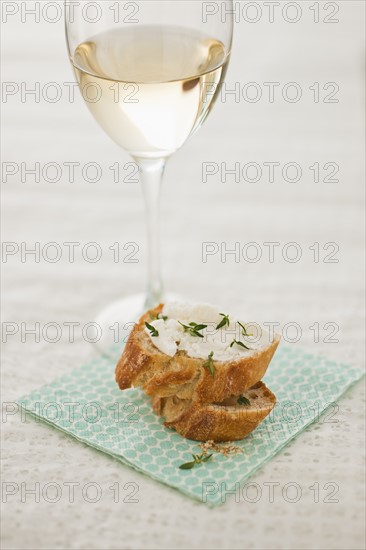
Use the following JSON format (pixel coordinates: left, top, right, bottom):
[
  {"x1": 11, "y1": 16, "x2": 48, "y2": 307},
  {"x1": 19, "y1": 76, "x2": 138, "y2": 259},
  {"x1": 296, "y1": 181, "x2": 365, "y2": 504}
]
[{"x1": 2, "y1": 2, "x2": 365, "y2": 549}]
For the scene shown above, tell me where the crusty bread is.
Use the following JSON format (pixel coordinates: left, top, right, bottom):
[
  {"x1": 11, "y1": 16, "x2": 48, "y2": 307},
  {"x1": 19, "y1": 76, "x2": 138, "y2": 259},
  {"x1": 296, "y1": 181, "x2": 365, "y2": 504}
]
[
  {"x1": 115, "y1": 304, "x2": 279, "y2": 442},
  {"x1": 152, "y1": 381, "x2": 276, "y2": 442},
  {"x1": 115, "y1": 304, "x2": 281, "y2": 404}
]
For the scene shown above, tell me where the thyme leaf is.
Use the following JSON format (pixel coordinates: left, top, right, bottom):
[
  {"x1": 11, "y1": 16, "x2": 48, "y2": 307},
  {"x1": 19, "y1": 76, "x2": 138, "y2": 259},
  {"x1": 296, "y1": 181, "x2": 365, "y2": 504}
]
[
  {"x1": 216, "y1": 313, "x2": 230, "y2": 330},
  {"x1": 203, "y1": 351, "x2": 215, "y2": 378},
  {"x1": 145, "y1": 321, "x2": 159, "y2": 337},
  {"x1": 178, "y1": 321, "x2": 207, "y2": 338},
  {"x1": 149, "y1": 312, "x2": 168, "y2": 321},
  {"x1": 230, "y1": 339, "x2": 251, "y2": 350},
  {"x1": 238, "y1": 321, "x2": 252, "y2": 337},
  {"x1": 237, "y1": 395, "x2": 251, "y2": 406},
  {"x1": 179, "y1": 453, "x2": 213, "y2": 470}
]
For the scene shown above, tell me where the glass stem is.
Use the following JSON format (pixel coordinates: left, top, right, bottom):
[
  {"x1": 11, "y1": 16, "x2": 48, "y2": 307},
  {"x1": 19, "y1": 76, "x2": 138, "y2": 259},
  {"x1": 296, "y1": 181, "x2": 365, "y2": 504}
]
[{"x1": 136, "y1": 157, "x2": 165, "y2": 310}]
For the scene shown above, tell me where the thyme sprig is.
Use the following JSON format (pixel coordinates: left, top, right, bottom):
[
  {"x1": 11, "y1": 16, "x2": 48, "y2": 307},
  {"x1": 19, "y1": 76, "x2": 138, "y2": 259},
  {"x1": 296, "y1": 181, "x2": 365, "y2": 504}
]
[
  {"x1": 157, "y1": 313, "x2": 168, "y2": 321},
  {"x1": 178, "y1": 321, "x2": 207, "y2": 338},
  {"x1": 216, "y1": 313, "x2": 230, "y2": 330},
  {"x1": 149, "y1": 312, "x2": 168, "y2": 321},
  {"x1": 179, "y1": 453, "x2": 213, "y2": 470},
  {"x1": 238, "y1": 321, "x2": 252, "y2": 337},
  {"x1": 145, "y1": 321, "x2": 159, "y2": 337},
  {"x1": 203, "y1": 351, "x2": 215, "y2": 378},
  {"x1": 230, "y1": 339, "x2": 251, "y2": 350}
]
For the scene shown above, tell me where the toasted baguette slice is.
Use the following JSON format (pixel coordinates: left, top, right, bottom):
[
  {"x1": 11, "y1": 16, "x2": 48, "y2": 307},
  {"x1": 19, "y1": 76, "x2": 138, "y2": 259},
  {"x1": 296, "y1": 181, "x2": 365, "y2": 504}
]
[
  {"x1": 152, "y1": 381, "x2": 276, "y2": 442},
  {"x1": 115, "y1": 305, "x2": 280, "y2": 404}
]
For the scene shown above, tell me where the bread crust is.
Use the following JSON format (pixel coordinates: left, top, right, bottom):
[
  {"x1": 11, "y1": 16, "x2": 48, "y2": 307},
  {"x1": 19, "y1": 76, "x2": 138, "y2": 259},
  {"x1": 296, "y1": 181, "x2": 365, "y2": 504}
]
[
  {"x1": 115, "y1": 305, "x2": 280, "y2": 404},
  {"x1": 152, "y1": 382, "x2": 276, "y2": 442}
]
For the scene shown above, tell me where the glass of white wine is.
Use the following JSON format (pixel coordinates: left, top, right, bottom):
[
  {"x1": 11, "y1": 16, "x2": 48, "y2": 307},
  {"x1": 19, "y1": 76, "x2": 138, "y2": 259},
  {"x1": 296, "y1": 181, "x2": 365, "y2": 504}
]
[{"x1": 65, "y1": 0, "x2": 233, "y2": 355}]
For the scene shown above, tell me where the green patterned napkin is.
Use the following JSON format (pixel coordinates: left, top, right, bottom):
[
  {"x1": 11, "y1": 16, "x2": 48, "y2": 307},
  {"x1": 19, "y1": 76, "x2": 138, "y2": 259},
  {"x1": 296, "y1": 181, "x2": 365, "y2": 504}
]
[{"x1": 17, "y1": 345, "x2": 364, "y2": 506}]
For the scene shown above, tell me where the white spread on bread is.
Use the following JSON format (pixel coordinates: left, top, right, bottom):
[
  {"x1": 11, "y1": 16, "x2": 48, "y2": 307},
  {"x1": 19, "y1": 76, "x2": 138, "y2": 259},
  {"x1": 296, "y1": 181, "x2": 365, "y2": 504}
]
[{"x1": 144, "y1": 302, "x2": 274, "y2": 361}]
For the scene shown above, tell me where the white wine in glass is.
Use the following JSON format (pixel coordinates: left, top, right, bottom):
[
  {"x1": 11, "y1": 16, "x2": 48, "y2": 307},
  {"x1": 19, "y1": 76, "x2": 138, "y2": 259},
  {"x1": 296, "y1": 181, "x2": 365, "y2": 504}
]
[{"x1": 65, "y1": 1, "x2": 233, "y2": 356}]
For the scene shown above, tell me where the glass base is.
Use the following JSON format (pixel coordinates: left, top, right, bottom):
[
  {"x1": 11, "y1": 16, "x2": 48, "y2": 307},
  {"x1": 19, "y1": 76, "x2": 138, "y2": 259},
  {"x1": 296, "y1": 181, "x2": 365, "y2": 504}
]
[{"x1": 94, "y1": 292, "x2": 181, "y2": 360}]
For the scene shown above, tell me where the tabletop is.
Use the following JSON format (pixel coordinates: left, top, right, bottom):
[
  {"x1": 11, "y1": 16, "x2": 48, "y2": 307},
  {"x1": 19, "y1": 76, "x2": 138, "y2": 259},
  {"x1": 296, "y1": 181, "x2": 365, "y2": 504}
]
[{"x1": 1, "y1": 1, "x2": 365, "y2": 549}]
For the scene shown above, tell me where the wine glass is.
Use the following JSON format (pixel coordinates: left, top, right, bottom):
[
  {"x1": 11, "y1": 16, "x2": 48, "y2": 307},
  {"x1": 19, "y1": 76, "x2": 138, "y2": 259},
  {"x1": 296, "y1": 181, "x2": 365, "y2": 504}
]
[{"x1": 65, "y1": 0, "x2": 234, "y2": 356}]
